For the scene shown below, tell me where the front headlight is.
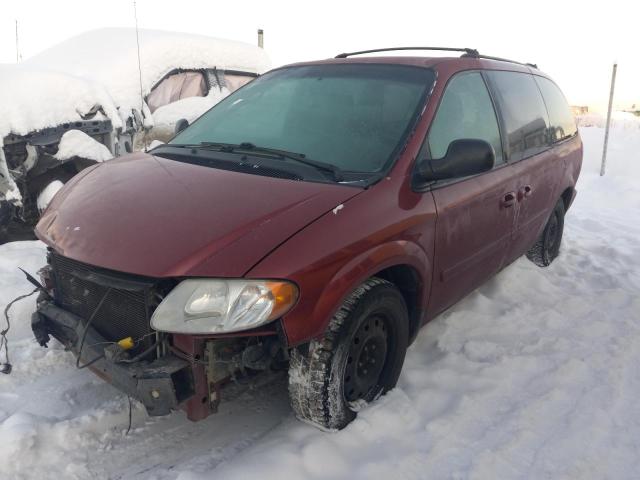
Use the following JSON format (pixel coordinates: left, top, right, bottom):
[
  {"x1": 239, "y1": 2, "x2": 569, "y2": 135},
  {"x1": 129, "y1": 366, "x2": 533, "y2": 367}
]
[{"x1": 150, "y1": 279, "x2": 298, "y2": 334}]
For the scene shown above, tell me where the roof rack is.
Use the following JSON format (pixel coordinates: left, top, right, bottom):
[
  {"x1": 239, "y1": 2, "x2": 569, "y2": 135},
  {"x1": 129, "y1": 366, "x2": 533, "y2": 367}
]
[
  {"x1": 334, "y1": 47, "x2": 538, "y2": 69},
  {"x1": 470, "y1": 53, "x2": 538, "y2": 69},
  {"x1": 335, "y1": 47, "x2": 479, "y2": 58}
]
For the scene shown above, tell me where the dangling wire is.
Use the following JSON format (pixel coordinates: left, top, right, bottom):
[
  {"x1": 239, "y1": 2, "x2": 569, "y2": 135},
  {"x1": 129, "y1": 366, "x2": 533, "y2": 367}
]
[
  {"x1": 1, "y1": 288, "x2": 39, "y2": 374},
  {"x1": 126, "y1": 395, "x2": 133, "y2": 435},
  {"x1": 76, "y1": 287, "x2": 112, "y2": 369}
]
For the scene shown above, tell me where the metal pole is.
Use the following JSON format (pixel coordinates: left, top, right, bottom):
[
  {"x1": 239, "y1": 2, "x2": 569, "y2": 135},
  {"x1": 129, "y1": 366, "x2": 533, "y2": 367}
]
[
  {"x1": 600, "y1": 62, "x2": 617, "y2": 176},
  {"x1": 257, "y1": 29, "x2": 264, "y2": 48},
  {"x1": 15, "y1": 20, "x2": 19, "y2": 63}
]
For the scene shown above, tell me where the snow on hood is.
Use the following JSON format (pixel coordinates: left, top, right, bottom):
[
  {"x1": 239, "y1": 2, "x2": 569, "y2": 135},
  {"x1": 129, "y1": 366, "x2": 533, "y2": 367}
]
[
  {"x1": 24, "y1": 28, "x2": 271, "y2": 121},
  {"x1": 0, "y1": 64, "x2": 122, "y2": 142}
]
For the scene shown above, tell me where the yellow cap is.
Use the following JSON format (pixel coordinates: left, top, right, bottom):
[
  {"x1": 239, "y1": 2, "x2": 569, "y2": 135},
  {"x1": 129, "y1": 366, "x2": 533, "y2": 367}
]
[{"x1": 117, "y1": 337, "x2": 135, "y2": 350}]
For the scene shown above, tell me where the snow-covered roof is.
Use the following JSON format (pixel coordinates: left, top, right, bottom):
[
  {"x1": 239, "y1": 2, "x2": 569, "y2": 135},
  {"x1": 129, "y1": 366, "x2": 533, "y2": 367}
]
[
  {"x1": 0, "y1": 28, "x2": 270, "y2": 141},
  {"x1": 23, "y1": 28, "x2": 271, "y2": 117},
  {"x1": 0, "y1": 64, "x2": 122, "y2": 141}
]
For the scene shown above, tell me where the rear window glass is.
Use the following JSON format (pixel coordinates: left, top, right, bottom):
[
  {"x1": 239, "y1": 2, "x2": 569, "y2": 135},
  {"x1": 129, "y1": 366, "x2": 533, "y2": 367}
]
[
  {"x1": 147, "y1": 71, "x2": 207, "y2": 113},
  {"x1": 534, "y1": 76, "x2": 577, "y2": 142},
  {"x1": 487, "y1": 71, "x2": 550, "y2": 161}
]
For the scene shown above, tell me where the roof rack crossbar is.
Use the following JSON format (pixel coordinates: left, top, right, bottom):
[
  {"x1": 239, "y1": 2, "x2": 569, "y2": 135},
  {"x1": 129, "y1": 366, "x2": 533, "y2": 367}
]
[
  {"x1": 334, "y1": 47, "x2": 538, "y2": 69},
  {"x1": 335, "y1": 47, "x2": 479, "y2": 59}
]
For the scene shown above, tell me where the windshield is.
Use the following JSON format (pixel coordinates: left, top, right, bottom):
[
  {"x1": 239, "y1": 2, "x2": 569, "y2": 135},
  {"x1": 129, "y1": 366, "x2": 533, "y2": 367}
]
[{"x1": 171, "y1": 64, "x2": 435, "y2": 175}]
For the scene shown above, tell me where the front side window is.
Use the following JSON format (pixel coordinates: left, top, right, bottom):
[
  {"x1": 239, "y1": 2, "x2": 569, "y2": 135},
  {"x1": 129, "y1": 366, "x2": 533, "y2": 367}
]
[
  {"x1": 147, "y1": 71, "x2": 208, "y2": 113},
  {"x1": 172, "y1": 64, "x2": 435, "y2": 174},
  {"x1": 486, "y1": 71, "x2": 550, "y2": 161},
  {"x1": 428, "y1": 71, "x2": 503, "y2": 164},
  {"x1": 534, "y1": 76, "x2": 577, "y2": 142}
]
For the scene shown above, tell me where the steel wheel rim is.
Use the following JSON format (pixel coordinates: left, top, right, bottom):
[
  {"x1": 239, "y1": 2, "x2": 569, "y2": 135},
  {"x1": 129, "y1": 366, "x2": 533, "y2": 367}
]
[{"x1": 343, "y1": 314, "x2": 389, "y2": 403}]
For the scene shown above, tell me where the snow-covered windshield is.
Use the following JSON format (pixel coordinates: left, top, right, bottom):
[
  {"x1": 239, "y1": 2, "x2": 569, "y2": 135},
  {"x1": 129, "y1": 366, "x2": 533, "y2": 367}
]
[{"x1": 171, "y1": 64, "x2": 434, "y2": 173}]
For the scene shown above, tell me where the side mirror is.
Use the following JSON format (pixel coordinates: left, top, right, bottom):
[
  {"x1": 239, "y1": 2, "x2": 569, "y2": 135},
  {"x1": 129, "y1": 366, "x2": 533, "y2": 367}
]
[
  {"x1": 418, "y1": 139, "x2": 495, "y2": 181},
  {"x1": 175, "y1": 118, "x2": 189, "y2": 135}
]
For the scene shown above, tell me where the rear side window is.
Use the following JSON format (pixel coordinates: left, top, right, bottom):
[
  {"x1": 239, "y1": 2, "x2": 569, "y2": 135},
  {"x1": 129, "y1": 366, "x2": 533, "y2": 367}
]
[
  {"x1": 486, "y1": 71, "x2": 550, "y2": 161},
  {"x1": 428, "y1": 72, "x2": 503, "y2": 164},
  {"x1": 534, "y1": 76, "x2": 577, "y2": 142}
]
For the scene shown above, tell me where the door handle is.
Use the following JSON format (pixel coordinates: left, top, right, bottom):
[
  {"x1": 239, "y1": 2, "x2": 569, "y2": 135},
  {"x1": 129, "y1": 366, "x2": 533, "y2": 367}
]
[
  {"x1": 518, "y1": 185, "x2": 533, "y2": 201},
  {"x1": 501, "y1": 192, "x2": 516, "y2": 208}
]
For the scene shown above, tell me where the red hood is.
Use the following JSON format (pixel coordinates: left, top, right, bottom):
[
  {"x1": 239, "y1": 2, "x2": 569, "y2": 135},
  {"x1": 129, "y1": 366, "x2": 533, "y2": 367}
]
[{"x1": 36, "y1": 152, "x2": 361, "y2": 277}]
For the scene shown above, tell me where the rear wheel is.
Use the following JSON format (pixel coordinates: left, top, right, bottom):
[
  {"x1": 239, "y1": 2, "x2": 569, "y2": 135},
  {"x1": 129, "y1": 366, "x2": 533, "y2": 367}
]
[
  {"x1": 526, "y1": 199, "x2": 565, "y2": 267},
  {"x1": 288, "y1": 277, "x2": 409, "y2": 430}
]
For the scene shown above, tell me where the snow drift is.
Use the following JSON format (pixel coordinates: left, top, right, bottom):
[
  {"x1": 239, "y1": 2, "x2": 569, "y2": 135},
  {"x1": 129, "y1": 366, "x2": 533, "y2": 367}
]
[{"x1": 0, "y1": 125, "x2": 639, "y2": 479}]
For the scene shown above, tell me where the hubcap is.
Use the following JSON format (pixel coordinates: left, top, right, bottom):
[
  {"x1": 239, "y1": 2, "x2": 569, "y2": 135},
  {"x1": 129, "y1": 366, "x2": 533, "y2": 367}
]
[{"x1": 344, "y1": 315, "x2": 388, "y2": 403}]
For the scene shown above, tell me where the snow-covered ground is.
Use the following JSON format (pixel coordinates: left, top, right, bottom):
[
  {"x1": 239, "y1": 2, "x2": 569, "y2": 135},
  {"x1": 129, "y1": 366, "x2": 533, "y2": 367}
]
[{"x1": 0, "y1": 125, "x2": 639, "y2": 479}]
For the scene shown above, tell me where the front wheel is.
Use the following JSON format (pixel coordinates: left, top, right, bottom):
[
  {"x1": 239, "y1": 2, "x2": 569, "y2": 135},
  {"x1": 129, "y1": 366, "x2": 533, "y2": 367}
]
[
  {"x1": 288, "y1": 277, "x2": 409, "y2": 430},
  {"x1": 526, "y1": 199, "x2": 565, "y2": 267}
]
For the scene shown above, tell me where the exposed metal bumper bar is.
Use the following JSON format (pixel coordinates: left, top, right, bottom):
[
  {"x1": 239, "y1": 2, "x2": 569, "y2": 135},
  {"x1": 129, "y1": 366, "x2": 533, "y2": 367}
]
[{"x1": 32, "y1": 301, "x2": 195, "y2": 416}]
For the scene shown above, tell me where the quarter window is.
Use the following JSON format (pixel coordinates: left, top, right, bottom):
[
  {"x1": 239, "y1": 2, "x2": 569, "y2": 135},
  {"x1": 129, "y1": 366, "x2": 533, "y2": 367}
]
[
  {"x1": 534, "y1": 76, "x2": 577, "y2": 142},
  {"x1": 428, "y1": 72, "x2": 503, "y2": 164},
  {"x1": 486, "y1": 71, "x2": 550, "y2": 161}
]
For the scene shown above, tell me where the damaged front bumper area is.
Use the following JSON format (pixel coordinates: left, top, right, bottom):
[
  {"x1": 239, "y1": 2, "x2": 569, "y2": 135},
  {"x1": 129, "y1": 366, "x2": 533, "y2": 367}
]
[
  {"x1": 32, "y1": 300, "x2": 195, "y2": 416},
  {"x1": 31, "y1": 252, "x2": 289, "y2": 421}
]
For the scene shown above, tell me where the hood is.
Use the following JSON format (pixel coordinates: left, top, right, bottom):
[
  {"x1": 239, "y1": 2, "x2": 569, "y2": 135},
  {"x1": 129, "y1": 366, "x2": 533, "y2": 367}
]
[{"x1": 36, "y1": 153, "x2": 361, "y2": 278}]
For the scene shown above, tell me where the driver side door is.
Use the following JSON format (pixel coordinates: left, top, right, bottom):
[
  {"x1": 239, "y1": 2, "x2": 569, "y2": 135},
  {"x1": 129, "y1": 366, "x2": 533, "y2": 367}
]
[{"x1": 425, "y1": 71, "x2": 518, "y2": 317}]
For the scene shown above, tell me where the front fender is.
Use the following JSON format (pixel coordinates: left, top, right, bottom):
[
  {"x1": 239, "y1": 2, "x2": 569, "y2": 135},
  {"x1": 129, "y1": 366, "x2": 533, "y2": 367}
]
[
  {"x1": 246, "y1": 181, "x2": 437, "y2": 346},
  {"x1": 303, "y1": 240, "x2": 430, "y2": 344}
]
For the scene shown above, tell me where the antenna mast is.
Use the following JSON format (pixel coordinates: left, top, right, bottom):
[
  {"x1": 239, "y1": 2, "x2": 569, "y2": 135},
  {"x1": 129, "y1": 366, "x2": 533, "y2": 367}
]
[
  {"x1": 15, "y1": 20, "x2": 19, "y2": 63},
  {"x1": 133, "y1": 1, "x2": 144, "y2": 114}
]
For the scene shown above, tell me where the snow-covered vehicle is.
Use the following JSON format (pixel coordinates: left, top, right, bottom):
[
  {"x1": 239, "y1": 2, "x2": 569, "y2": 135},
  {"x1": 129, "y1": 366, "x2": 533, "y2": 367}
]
[{"x1": 0, "y1": 28, "x2": 269, "y2": 241}]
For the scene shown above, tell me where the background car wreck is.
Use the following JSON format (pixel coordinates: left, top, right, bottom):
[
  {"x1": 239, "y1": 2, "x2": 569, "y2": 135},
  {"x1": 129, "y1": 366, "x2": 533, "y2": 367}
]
[{"x1": 0, "y1": 28, "x2": 270, "y2": 241}]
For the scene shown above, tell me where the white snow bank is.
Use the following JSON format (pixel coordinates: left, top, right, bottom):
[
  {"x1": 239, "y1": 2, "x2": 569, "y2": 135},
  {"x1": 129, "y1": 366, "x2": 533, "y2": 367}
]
[
  {"x1": 0, "y1": 126, "x2": 639, "y2": 479},
  {"x1": 54, "y1": 130, "x2": 113, "y2": 162},
  {"x1": 576, "y1": 110, "x2": 640, "y2": 129}
]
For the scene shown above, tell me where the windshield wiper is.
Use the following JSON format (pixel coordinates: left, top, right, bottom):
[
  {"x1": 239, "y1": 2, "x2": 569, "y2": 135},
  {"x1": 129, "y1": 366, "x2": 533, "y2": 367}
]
[
  {"x1": 166, "y1": 142, "x2": 343, "y2": 182},
  {"x1": 234, "y1": 143, "x2": 344, "y2": 182}
]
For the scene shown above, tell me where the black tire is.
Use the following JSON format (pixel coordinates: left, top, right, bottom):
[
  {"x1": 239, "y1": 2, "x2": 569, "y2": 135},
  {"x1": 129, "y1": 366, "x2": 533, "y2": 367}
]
[
  {"x1": 526, "y1": 199, "x2": 565, "y2": 267},
  {"x1": 288, "y1": 277, "x2": 409, "y2": 430}
]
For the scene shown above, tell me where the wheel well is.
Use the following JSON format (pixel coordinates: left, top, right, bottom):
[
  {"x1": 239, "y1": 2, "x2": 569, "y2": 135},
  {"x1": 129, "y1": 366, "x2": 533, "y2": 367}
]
[
  {"x1": 374, "y1": 265, "x2": 422, "y2": 343},
  {"x1": 561, "y1": 187, "x2": 574, "y2": 211}
]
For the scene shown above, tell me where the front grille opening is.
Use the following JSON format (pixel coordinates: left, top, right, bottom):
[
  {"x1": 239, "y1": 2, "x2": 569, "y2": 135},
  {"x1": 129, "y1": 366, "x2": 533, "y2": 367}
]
[{"x1": 50, "y1": 252, "x2": 165, "y2": 357}]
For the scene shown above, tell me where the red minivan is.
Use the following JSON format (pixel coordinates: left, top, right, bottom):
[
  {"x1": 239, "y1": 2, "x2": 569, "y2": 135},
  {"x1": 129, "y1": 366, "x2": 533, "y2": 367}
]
[{"x1": 31, "y1": 47, "x2": 581, "y2": 430}]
